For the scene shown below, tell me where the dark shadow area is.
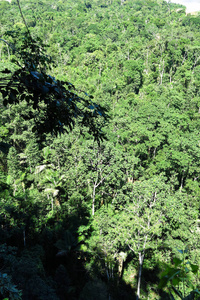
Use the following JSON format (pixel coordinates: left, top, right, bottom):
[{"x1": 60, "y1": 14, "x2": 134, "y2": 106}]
[
  {"x1": 0, "y1": 183, "x2": 139, "y2": 299},
  {"x1": 0, "y1": 181, "x2": 173, "y2": 300},
  {"x1": 0, "y1": 180, "x2": 90, "y2": 299},
  {"x1": 141, "y1": 263, "x2": 170, "y2": 299}
]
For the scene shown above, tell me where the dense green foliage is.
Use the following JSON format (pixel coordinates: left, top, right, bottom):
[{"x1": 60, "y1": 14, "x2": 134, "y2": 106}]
[{"x1": 1, "y1": 0, "x2": 200, "y2": 299}]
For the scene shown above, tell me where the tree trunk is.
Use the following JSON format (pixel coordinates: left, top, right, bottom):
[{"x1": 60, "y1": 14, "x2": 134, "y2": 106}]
[
  {"x1": 92, "y1": 184, "x2": 96, "y2": 216},
  {"x1": 136, "y1": 251, "x2": 144, "y2": 300}
]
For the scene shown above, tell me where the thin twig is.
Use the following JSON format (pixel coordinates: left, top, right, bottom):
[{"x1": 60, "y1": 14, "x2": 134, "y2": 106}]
[
  {"x1": 16, "y1": 0, "x2": 32, "y2": 41},
  {"x1": 0, "y1": 39, "x2": 15, "y2": 51}
]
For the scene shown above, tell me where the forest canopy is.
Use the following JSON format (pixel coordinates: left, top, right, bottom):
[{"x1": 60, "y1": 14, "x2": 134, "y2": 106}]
[
  {"x1": 1, "y1": 0, "x2": 200, "y2": 299},
  {"x1": 0, "y1": 23, "x2": 107, "y2": 141}
]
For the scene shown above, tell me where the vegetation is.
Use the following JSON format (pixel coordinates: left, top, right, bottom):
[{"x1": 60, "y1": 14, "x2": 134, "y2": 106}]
[{"x1": 1, "y1": 0, "x2": 200, "y2": 299}]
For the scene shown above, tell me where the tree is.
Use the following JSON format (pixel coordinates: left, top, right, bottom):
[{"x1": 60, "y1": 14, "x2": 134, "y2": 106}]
[
  {"x1": 94, "y1": 177, "x2": 199, "y2": 299},
  {"x1": 0, "y1": 0, "x2": 107, "y2": 141},
  {"x1": 115, "y1": 177, "x2": 167, "y2": 300}
]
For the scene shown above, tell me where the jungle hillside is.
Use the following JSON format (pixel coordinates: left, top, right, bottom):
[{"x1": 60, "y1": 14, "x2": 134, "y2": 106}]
[{"x1": 1, "y1": 0, "x2": 200, "y2": 299}]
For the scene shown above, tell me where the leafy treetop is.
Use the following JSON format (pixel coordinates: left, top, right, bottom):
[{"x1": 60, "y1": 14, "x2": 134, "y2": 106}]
[{"x1": 0, "y1": 32, "x2": 107, "y2": 142}]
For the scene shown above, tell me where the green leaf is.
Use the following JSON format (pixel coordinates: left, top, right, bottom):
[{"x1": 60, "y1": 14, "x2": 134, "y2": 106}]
[
  {"x1": 172, "y1": 276, "x2": 181, "y2": 286},
  {"x1": 173, "y1": 257, "x2": 182, "y2": 267},
  {"x1": 190, "y1": 264, "x2": 198, "y2": 274},
  {"x1": 158, "y1": 276, "x2": 169, "y2": 289}
]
